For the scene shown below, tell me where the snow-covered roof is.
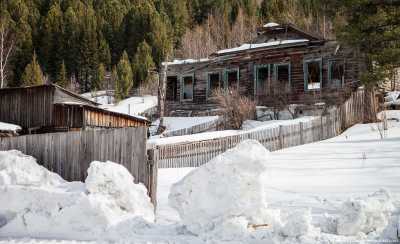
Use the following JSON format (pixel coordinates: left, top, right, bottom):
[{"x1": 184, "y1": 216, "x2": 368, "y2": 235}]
[
  {"x1": 216, "y1": 39, "x2": 309, "y2": 55},
  {"x1": 0, "y1": 122, "x2": 21, "y2": 132},
  {"x1": 163, "y1": 59, "x2": 210, "y2": 66},
  {"x1": 263, "y1": 22, "x2": 279, "y2": 28}
]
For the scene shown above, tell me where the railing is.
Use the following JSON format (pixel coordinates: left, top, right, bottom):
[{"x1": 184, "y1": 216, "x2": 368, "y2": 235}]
[{"x1": 148, "y1": 89, "x2": 365, "y2": 168}]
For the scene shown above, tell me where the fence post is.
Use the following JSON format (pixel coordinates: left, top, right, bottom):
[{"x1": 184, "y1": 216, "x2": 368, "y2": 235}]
[
  {"x1": 279, "y1": 125, "x2": 283, "y2": 149},
  {"x1": 320, "y1": 116, "x2": 324, "y2": 140},
  {"x1": 147, "y1": 148, "x2": 158, "y2": 210},
  {"x1": 299, "y1": 122, "x2": 304, "y2": 145}
]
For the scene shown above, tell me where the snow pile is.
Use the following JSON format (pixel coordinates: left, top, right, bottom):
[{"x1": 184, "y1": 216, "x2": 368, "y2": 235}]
[
  {"x1": 0, "y1": 151, "x2": 64, "y2": 186},
  {"x1": 264, "y1": 22, "x2": 280, "y2": 28},
  {"x1": 337, "y1": 189, "x2": 395, "y2": 236},
  {"x1": 280, "y1": 209, "x2": 313, "y2": 238},
  {"x1": 0, "y1": 122, "x2": 21, "y2": 133},
  {"x1": 169, "y1": 140, "x2": 274, "y2": 238},
  {"x1": 384, "y1": 91, "x2": 400, "y2": 107},
  {"x1": 0, "y1": 151, "x2": 154, "y2": 240}
]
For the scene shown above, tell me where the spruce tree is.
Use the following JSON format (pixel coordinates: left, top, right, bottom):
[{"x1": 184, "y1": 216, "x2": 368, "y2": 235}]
[
  {"x1": 21, "y1": 52, "x2": 44, "y2": 86},
  {"x1": 132, "y1": 40, "x2": 155, "y2": 86},
  {"x1": 115, "y1": 51, "x2": 133, "y2": 101},
  {"x1": 93, "y1": 63, "x2": 106, "y2": 90},
  {"x1": 56, "y1": 61, "x2": 68, "y2": 88}
]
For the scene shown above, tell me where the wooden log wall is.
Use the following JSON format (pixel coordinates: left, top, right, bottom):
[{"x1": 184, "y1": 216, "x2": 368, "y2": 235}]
[
  {"x1": 149, "y1": 88, "x2": 365, "y2": 168},
  {"x1": 0, "y1": 127, "x2": 157, "y2": 204}
]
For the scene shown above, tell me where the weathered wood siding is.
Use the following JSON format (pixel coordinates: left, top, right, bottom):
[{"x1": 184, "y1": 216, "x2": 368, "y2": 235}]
[
  {"x1": 166, "y1": 41, "x2": 363, "y2": 115},
  {"x1": 0, "y1": 127, "x2": 157, "y2": 204},
  {"x1": 0, "y1": 86, "x2": 54, "y2": 129}
]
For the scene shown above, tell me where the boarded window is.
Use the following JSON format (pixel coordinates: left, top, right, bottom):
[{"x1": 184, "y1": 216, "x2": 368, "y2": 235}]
[
  {"x1": 255, "y1": 66, "x2": 269, "y2": 95},
  {"x1": 182, "y1": 76, "x2": 193, "y2": 100},
  {"x1": 226, "y1": 70, "x2": 239, "y2": 89},
  {"x1": 328, "y1": 60, "x2": 344, "y2": 88},
  {"x1": 167, "y1": 76, "x2": 178, "y2": 101},
  {"x1": 305, "y1": 60, "x2": 321, "y2": 90},
  {"x1": 208, "y1": 73, "x2": 221, "y2": 96}
]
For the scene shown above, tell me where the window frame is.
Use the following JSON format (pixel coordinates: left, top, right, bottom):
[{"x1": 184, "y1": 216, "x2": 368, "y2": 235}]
[
  {"x1": 206, "y1": 71, "x2": 222, "y2": 99},
  {"x1": 327, "y1": 59, "x2": 345, "y2": 89},
  {"x1": 303, "y1": 58, "x2": 323, "y2": 91},
  {"x1": 254, "y1": 64, "x2": 271, "y2": 96},
  {"x1": 273, "y1": 62, "x2": 292, "y2": 88},
  {"x1": 180, "y1": 73, "x2": 195, "y2": 101},
  {"x1": 224, "y1": 68, "x2": 240, "y2": 90}
]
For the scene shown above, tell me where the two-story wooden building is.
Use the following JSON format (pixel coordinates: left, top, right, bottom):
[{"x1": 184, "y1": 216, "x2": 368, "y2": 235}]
[{"x1": 165, "y1": 23, "x2": 365, "y2": 115}]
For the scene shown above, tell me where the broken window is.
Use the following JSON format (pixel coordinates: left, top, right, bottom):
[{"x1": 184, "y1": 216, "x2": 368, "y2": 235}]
[
  {"x1": 304, "y1": 60, "x2": 321, "y2": 90},
  {"x1": 182, "y1": 75, "x2": 193, "y2": 100},
  {"x1": 208, "y1": 73, "x2": 221, "y2": 97},
  {"x1": 328, "y1": 60, "x2": 344, "y2": 88},
  {"x1": 226, "y1": 69, "x2": 239, "y2": 89},
  {"x1": 167, "y1": 76, "x2": 178, "y2": 101},
  {"x1": 255, "y1": 66, "x2": 269, "y2": 96}
]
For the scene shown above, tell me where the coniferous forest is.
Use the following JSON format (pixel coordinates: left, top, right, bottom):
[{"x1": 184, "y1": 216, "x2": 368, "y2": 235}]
[{"x1": 0, "y1": 0, "x2": 399, "y2": 94}]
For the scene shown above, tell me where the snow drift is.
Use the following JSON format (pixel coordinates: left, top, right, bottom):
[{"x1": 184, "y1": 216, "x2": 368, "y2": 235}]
[
  {"x1": 169, "y1": 140, "x2": 274, "y2": 237},
  {"x1": 0, "y1": 150, "x2": 154, "y2": 240}
]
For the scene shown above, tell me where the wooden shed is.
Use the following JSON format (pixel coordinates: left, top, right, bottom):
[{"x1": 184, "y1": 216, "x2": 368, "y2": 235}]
[
  {"x1": 165, "y1": 23, "x2": 365, "y2": 115},
  {"x1": 0, "y1": 84, "x2": 150, "y2": 133}
]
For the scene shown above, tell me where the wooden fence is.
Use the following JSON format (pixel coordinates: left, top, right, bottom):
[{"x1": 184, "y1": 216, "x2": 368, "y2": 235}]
[
  {"x1": 0, "y1": 127, "x2": 157, "y2": 204},
  {"x1": 162, "y1": 117, "x2": 222, "y2": 137},
  {"x1": 148, "y1": 89, "x2": 365, "y2": 168}
]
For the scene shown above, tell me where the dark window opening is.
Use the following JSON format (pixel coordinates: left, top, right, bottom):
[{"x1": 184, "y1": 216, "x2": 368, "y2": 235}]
[
  {"x1": 208, "y1": 73, "x2": 221, "y2": 97},
  {"x1": 226, "y1": 70, "x2": 239, "y2": 89},
  {"x1": 182, "y1": 76, "x2": 193, "y2": 100},
  {"x1": 328, "y1": 61, "x2": 344, "y2": 88},
  {"x1": 305, "y1": 60, "x2": 321, "y2": 90},
  {"x1": 166, "y1": 76, "x2": 178, "y2": 101},
  {"x1": 256, "y1": 66, "x2": 269, "y2": 96},
  {"x1": 276, "y1": 64, "x2": 290, "y2": 85}
]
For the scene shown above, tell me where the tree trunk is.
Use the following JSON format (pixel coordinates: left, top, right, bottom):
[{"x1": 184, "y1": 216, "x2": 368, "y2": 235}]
[
  {"x1": 364, "y1": 87, "x2": 377, "y2": 123},
  {"x1": 157, "y1": 58, "x2": 168, "y2": 134}
]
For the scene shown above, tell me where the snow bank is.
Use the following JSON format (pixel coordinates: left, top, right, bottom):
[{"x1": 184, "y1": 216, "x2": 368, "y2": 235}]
[
  {"x1": 337, "y1": 189, "x2": 395, "y2": 236},
  {"x1": 169, "y1": 140, "x2": 273, "y2": 237},
  {"x1": 0, "y1": 151, "x2": 154, "y2": 240}
]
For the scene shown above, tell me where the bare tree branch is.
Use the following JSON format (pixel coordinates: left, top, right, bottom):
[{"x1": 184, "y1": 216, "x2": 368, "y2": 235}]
[{"x1": 0, "y1": 21, "x2": 14, "y2": 88}]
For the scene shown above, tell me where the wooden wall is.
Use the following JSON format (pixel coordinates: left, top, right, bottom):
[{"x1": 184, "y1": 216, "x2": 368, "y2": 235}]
[
  {"x1": 0, "y1": 86, "x2": 54, "y2": 129},
  {"x1": 0, "y1": 127, "x2": 157, "y2": 204}
]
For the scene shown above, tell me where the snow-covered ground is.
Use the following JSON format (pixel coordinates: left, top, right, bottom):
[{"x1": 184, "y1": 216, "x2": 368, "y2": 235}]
[
  {"x1": 2, "y1": 111, "x2": 400, "y2": 243},
  {"x1": 148, "y1": 116, "x2": 314, "y2": 146},
  {"x1": 100, "y1": 96, "x2": 157, "y2": 116},
  {"x1": 0, "y1": 122, "x2": 21, "y2": 132}
]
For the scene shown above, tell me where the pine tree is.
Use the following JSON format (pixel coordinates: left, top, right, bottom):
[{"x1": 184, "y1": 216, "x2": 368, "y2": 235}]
[
  {"x1": 132, "y1": 40, "x2": 155, "y2": 86},
  {"x1": 56, "y1": 60, "x2": 68, "y2": 88},
  {"x1": 115, "y1": 51, "x2": 133, "y2": 101},
  {"x1": 93, "y1": 63, "x2": 106, "y2": 90},
  {"x1": 21, "y1": 52, "x2": 44, "y2": 86}
]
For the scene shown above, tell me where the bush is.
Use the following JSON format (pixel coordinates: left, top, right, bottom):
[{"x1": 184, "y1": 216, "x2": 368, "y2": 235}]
[{"x1": 213, "y1": 88, "x2": 256, "y2": 129}]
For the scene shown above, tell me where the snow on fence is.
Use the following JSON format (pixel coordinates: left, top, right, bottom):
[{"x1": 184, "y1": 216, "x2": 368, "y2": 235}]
[
  {"x1": 148, "y1": 89, "x2": 365, "y2": 168},
  {"x1": 162, "y1": 117, "x2": 222, "y2": 137},
  {"x1": 0, "y1": 127, "x2": 157, "y2": 204}
]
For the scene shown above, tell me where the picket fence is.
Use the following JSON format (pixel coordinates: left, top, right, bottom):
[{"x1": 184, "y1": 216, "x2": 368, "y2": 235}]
[{"x1": 148, "y1": 89, "x2": 365, "y2": 168}]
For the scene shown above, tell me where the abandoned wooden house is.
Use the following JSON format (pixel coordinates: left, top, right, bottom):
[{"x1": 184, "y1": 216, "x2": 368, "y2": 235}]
[
  {"x1": 0, "y1": 84, "x2": 150, "y2": 134},
  {"x1": 165, "y1": 23, "x2": 365, "y2": 116}
]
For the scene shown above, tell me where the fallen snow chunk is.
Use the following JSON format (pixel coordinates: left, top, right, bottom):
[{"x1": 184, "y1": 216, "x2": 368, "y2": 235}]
[
  {"x1": 264, "y1": 22, "x2": 280, "y2": 28},
  {"x1": 86, "y1": 161, "x2": 155, "y2": 222},
  {"x1": 0, "y1": 150, "x2": 64, "y2": 186},
  {"x1": 337, "y1": 189, "x2": 395, "y2": 236},
  {"x1": 169, "y1": 140, "x2": 271, "y2": 236},
  {"x1": 281, "y1": 209, "x2": 313, "y2": 238}
]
